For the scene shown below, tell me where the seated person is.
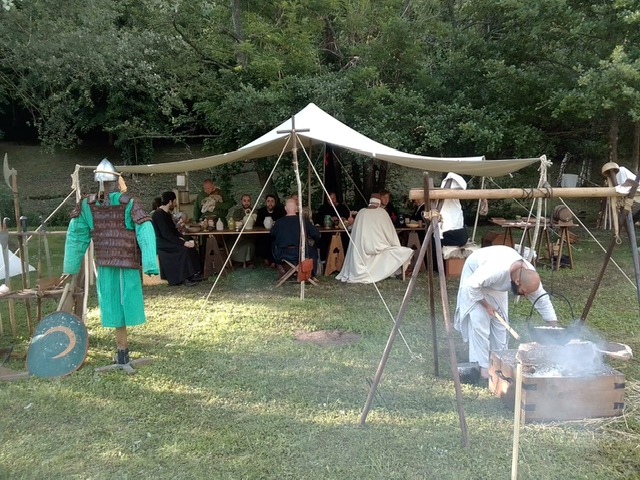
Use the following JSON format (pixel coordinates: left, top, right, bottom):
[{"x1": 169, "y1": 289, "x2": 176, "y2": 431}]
[
  {"x1": 380, "y1": 189, "x2": 400, "y2": 226},
  {"x1": 151, "y1": 191, "x2": 202, "y2": 287},
  {"x1": 255, "y1": 194, "x2": 285, "y2": 267},
  {"x1": 336, "y1": 194, "x2": 413, "y2": 283},
  {"x1": 408, "y1": 172, "x2": 469, "y2": 272},
  {"x1": 314, "y1": 191, "x2": 352, "y2": 226},
  {"x1": 226, "y1": 193, "x2": 256, "y2": 267},
  {"x1": 193, "y1": 178, "x2": 224, "y2": 222},
  {"x1": 314, "y1": 191, "x2": 353, "y2": 261},
  {"x1": 427, "y1": 172, "x2": 470, "y2": 271},
  {"x1": 270, "y1": 198, "x2": 321, "y2": 278}
]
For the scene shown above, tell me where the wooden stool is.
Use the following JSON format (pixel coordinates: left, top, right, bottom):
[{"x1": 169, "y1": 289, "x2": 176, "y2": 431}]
[
  {"x1": 324, "y1": 233, "x2": 345, "y2": 276},
  {"x1": 553, "y1": 224, "x2": 576, "y2": 270},
  {"x1": 275, "y1": 260, "x2": 318, "y2": 287}
]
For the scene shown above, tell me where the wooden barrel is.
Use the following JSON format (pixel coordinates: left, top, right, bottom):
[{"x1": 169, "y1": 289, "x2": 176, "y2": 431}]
[{"x1": 552, "y1": 205, "x2": 573, "y2": 223}]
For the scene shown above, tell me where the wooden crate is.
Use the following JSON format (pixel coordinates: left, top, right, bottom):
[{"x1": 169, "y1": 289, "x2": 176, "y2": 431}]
[
  {"x1": 489, "y1": 350, "x2": 625, "y2": 423},
  {"x1": 444, "y1": 257, "x2": 465, "y2": 277}
]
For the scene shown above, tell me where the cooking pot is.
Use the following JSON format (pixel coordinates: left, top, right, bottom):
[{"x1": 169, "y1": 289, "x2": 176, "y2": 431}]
[{"x1": 527, "y1": 293, "x2": 582, "y2": 345}]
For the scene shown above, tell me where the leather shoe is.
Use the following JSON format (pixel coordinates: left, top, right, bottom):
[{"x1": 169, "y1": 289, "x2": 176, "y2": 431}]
[{"x1": 182, "y1": 279, "x2": 196, "y2": 287}]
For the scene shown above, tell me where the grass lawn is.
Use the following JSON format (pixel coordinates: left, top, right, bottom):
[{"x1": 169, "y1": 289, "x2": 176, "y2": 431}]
[{"x1": 0, "y1": 222, "x2": 639, "y2": 479}]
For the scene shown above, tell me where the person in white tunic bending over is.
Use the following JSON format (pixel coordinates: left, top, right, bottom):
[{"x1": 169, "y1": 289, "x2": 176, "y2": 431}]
[{"x1": 454, "y1": 245, "x2": 558, "y2": 379}]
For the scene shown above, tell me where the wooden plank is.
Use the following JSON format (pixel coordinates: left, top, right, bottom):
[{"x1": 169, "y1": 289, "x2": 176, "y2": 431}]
[{"x1": 410, "y1": 186, "x2": 623, "y2": 201}]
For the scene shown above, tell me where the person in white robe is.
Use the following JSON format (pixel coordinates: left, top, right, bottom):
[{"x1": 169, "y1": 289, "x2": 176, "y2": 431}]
[
  {"x1": 336, "y1": 194, "x2": 413, "y2": 283},
  {"x1": 454, "y1": 245, "x2": 557, "y2": 378}
]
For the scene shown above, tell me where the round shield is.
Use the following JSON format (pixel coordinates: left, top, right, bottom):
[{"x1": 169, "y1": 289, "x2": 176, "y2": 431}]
[{"x1": 27, "y1": 312, "x2": 88, "y2": 378}]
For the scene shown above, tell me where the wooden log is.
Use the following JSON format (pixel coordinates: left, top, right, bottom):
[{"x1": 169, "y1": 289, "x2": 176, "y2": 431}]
[{"x1": 409, "y1": 186, "x2": 623, "y2": 201}]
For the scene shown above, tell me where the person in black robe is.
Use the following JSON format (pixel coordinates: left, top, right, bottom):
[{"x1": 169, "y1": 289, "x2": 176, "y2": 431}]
[
  {"x1": 271, "y1": 198, "x2": 321, "y2": 277},
  {"x1": 313, "y1": 191, "x2": 352, "y2": 262},
  {"x1": 255, "y1": 194, "x2": 285, "y2": 266},
  {"x1": 152, "y1": 191, "x2": 202, "y2": 286},
  {"x1": 380, "y1": 189, "x2": 400, "y2": 226}
]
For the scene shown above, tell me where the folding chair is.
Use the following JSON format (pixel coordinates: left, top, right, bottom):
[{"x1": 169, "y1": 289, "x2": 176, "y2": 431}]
[{"x1": 275, "y1": 258, "x2": 318, "y2": 287}]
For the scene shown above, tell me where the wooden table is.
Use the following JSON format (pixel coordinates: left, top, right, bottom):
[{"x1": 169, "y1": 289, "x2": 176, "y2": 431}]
[
  {"x1": 188, "y1": 228, "x2": 270, "y2": 277},
  {"x1": 189, "y1": 225, "x2": 425, "y2": 278},
  {"x1": 490, "y1": 218, "x2": 576, "y2": 269}
]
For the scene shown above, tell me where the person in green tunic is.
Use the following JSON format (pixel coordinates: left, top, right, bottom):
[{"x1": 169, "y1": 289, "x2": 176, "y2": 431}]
[{"x1": 63, "y1": 159, "x2": 159, "y2": 365}]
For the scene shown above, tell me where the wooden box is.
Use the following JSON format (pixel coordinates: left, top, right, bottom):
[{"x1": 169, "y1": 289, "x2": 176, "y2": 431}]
[
  {"x1": 489, "y1": 350, "x2": 625, "y2": 423},
  {"x1": 444, "y1": 258, "x2": 465, "y2": 278},
  {"x1": 481, "y1": 231, "x2": 514, "y2": 248}
]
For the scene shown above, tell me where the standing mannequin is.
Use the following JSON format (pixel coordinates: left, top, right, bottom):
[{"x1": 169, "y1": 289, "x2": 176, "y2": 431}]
[{"x1": 64, "y1": 159, "x2": 158, "y2": 365}]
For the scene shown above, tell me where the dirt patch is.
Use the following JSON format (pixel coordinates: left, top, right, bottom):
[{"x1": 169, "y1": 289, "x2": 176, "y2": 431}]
[{"x1": 294, "y1": 329, "x2": 360, "y2": 347}]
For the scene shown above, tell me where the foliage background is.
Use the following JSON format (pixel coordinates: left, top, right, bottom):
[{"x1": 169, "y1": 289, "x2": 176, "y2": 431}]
[{"x1": 1, "y1": 0, "x2": 639, "y2": 205}]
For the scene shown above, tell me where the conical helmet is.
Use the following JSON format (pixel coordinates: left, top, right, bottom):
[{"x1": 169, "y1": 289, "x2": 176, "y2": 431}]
[{"x1": 94, "y1": 158, "x2": 119, "y2": 182}]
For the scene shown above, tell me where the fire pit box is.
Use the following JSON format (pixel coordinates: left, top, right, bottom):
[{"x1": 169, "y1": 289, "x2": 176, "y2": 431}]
[{"x1": 489, "y1": 349, "x2": 625, "y2": 423}]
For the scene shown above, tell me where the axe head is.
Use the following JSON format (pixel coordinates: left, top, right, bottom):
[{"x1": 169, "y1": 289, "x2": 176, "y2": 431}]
[{"x1": 3, "y1": 154, "x2": 17, "y2": 192}]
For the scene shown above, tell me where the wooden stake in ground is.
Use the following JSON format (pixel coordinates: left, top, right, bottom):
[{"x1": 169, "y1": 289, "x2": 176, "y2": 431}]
[
  {"x1": 3, "y1": 155, "x2": 32, "y2": 328},
  {"x1": 511, "y1": 362, "x2": 524, "y2": 480}
]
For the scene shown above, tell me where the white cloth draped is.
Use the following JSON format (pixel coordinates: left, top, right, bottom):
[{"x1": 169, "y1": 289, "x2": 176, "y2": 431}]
[{"x1": 336, "y1": 207, "x2": 413, "y2": 284}]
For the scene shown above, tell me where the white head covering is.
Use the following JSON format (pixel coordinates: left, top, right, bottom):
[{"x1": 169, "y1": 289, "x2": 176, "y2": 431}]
[
  {"x1": 442, "y1": 172, "x2": 467, "y2": 190},
  {"x1": 439, "y1": 172, "x2": 466, "y2": 236}
]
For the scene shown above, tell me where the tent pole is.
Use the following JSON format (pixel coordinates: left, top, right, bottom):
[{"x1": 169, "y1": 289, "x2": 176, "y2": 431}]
[
  {"x1": 471, "y1": 177, "x2": 485, "y2": 244},
  {"x1": 307, "y1": 144, "x2": 312, "y2": 210},
  {"x1": 432, "y1": 218, "x2": 470, "y2": 448},
  {"x1": 360, "y1": 223, "x2": 434, "y2": 426},
  {"x1": 581, "y1": 172, "x2": 640, "y2": 320},
  {"x1": 424, "y1": 174, "x2": 439, "y2": 377},
  {"x1": 278, "y1": 117, "x2": 310, "y2": 300}
]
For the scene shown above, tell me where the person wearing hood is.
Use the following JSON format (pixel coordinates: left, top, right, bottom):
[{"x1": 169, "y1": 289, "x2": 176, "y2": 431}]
[
  {"x1": 411, "y1": 172, "x2": 469, "y2": 272},
  {"x1": 336, "y1": 194, "x2": 413, "y2": 283}
]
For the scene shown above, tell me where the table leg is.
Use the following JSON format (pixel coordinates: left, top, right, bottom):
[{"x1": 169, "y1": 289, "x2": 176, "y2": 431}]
[
  {"x1": 324, "y1": 233, "x2": 345, "y2": 276},
  {"x1": 406, "y1": 231, "x2": 425, "y2": 272}
]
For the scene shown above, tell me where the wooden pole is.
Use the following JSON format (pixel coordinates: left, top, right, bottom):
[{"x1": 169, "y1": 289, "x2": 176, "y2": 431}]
[
  {"x1": 410, "y1": 186, "x2": 623, "y2": 201},
  {"x1": 360, "y1": 223, "x2": 434, "y2": 426},
  {"x1": 511, "y1": 362, "x2": 524, "y2": 480},
  {"x1": 11, "y1": 172, "x2": 32, "y2": 327},
  {"x1": 432, "y1": 220, "x2": 470, "y2": 448},
  {"x1": 424, "y1": 174, "x2": 439, "y2": 377},
  {"x1": 581, "y1": 172, "x2": 640, "y2": 320},
  {"x1": 277, "y1": 117, "x2": 310, "y2": 300}
]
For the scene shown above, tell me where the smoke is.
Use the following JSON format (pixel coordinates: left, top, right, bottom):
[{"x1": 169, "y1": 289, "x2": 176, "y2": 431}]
[{"x1": 519, "y1": 324, "x2": 613, "y2": 377}]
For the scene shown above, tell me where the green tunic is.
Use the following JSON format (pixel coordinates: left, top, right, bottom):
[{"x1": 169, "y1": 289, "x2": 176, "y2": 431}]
[{"x1": 63, "y1": 192, "x2": 159, "y2": 328}]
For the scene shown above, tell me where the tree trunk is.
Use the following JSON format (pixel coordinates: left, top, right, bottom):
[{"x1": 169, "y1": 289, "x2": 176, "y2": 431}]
[
  {"x1": 350, "y1": 160, "x2": 365, "y2": 209},
  {"x1": 632, "y1": 120, "x2": 640, "y2": 173},
  {"x1": 363, "y1": 161, "x2": 375, "y2": 202},
  {"x1": 376, "y1": 160, "x2": 389, "y2": 192},
  {"x1": 608, "y1": 116, "x2": 619, "y2": 163},
  {"x1": 230, "y1": 0, "x2": 247, "y2": 67},
  {"x1": 256, "y1": 168, "x2": 276, "y2": 200}
]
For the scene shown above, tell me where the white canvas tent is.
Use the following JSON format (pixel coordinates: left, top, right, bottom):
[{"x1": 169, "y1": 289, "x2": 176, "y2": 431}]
[
  {"x1": 117, "y1": 103, "x2": 542, "y2": 176},
  {"x1": 0, "y1": 247, "x2": 36, "y2": 279}
]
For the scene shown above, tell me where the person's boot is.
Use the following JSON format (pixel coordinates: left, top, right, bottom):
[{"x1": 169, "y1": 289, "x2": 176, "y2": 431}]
[{"x1": 114, "y1": 348, "x2": 130, "y2": 365}]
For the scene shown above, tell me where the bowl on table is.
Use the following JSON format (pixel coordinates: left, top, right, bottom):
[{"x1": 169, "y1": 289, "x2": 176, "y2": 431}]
[{"x1": 185, "y1": 224, "x2": 202, "y2": 233}]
